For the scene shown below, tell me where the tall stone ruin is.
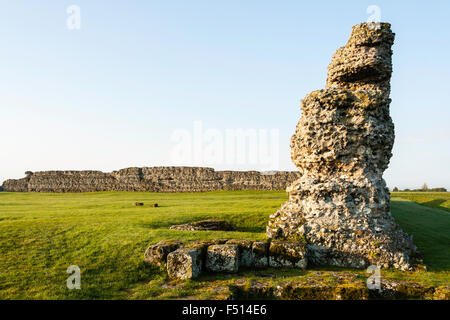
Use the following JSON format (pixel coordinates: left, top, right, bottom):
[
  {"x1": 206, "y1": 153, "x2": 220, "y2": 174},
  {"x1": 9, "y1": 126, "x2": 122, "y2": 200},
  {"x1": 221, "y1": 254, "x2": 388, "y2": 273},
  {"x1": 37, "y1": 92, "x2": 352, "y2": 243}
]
[{"x1": 267, "y1": 23, "x2": 420, "y2": 270}]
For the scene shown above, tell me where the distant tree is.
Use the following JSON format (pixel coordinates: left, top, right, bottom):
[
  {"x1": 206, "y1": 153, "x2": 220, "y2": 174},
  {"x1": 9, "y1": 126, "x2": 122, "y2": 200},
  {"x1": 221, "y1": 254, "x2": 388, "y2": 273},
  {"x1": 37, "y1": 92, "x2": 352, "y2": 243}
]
[
  {"x1": 421, "y1": 183, "x2": 428, "y2": 191},
  {"x1": 430, "y1": 187, "x2": 447, "y2": 192},
  {"x1": 393, "y1": 187, "x2": 399, "y2": 192},
  {"x1": 25, "y1": 171, "x2": 33, "y2": 176}
]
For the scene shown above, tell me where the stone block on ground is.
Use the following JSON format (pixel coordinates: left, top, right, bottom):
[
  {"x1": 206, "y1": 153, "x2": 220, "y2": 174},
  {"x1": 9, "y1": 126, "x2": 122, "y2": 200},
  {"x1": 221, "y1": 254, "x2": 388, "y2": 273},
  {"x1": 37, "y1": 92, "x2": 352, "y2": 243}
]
[
  {"x1": 252, "y1": 241, "x2": 269, "y2": 268},
  {"x1": 144, "y1": 240, "x2": 181, "y2": 267},
  {"x1": 206, "y1": 244, "x2": 239, "y2": 273},
  {"x1": 185, "y1": 239, "x2": 228, "y2": 259},
  {"x1": 269, "y1": 241, "x2": 307, "y2": 269},
  {"x1": 167, "y1": 248, "x2": 203, "y2": 280},
  {"x1": 225, "y1": 239, "x2": 253, "y2": 267}
]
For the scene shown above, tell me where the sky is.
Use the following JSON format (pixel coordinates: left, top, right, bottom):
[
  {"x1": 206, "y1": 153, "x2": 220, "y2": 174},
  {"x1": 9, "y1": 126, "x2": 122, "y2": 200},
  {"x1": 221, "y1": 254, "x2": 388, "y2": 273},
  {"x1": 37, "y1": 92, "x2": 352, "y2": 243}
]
[{"x1": 1, "y1": 0, "x2": 449, "y2": 190}]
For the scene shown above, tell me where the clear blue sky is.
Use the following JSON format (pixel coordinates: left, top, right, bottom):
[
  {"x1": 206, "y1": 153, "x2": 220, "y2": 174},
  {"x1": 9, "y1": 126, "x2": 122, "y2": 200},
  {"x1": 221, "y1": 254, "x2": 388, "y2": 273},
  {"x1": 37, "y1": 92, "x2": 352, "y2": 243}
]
[{"x1": 1, "y1": 0, "x2": 449, "y2": 190}]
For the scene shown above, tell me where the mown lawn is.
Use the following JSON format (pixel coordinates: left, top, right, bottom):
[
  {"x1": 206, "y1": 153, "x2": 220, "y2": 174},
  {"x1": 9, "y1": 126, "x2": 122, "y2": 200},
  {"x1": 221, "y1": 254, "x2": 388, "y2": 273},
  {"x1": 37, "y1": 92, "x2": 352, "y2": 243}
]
[{"x1": 0, "y1": 191, "x2": 449, "y2": 299}]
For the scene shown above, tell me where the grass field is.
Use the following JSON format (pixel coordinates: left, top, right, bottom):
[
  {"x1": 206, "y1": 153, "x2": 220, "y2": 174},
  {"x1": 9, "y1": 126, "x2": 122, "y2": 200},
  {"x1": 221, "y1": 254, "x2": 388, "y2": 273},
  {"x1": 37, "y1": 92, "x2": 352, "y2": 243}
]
[{"x1": 0, "y1": 190, "x2": 449, "y2": 299}]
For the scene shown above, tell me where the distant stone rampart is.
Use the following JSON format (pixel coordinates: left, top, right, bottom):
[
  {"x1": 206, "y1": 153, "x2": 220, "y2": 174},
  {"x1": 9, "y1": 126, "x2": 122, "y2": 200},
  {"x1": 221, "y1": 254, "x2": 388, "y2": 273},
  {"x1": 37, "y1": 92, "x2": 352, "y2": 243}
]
[{"x1": 1, "y1": 167, "x2": 300, "y2": 193}]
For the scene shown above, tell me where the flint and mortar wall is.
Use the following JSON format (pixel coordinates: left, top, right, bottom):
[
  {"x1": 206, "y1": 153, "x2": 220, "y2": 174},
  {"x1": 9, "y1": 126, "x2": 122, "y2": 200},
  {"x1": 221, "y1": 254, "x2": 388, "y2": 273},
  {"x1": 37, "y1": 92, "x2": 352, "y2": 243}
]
[{"x1": 1, "y1": 167, "x2": 300, "y2": 193}]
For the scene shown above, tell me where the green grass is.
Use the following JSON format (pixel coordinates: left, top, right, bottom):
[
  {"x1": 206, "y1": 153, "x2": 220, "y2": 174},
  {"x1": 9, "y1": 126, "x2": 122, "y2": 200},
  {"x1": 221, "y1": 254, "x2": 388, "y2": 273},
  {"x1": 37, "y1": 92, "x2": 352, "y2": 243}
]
[{"x1": 0, "y1": 190, "x2": 449, "y2": 299}]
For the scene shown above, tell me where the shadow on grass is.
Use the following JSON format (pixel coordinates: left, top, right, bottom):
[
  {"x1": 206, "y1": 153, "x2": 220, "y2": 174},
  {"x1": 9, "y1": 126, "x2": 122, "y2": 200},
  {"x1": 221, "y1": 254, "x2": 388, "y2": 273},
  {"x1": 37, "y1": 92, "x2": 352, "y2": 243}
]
[
  {"x1": 137, "y1": 222, "x2": 265, "y2": 234},
  {"x1": 421, "y1": 199, "x2": 449, "y2": 212},
  {"x1": 391, "y1": 199, "x2": 450, "y2": 272},
  {"x1": 234, "y1": 226, "x2": 265, "y2": 233}
]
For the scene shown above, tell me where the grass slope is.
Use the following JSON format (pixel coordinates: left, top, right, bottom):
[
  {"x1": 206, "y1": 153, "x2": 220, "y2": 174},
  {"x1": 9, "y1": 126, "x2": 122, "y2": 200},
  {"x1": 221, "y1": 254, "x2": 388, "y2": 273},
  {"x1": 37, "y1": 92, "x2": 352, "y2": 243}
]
[{"x1": 0, "y1": 191, "x2": 448, "y2": 299}]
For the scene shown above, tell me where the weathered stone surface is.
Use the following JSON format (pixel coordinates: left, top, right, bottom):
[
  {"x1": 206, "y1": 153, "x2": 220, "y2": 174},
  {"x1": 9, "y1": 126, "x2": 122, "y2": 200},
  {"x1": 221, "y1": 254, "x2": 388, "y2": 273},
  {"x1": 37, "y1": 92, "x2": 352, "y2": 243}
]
[
  {"x1": 160, "y1": 281, "x2": 186, "y2": 290},
  {"x1": 206, "y1": 245, "x2": 239, "y2": 273},
  {"x1": 2, "y1": 167, "x2": 300, "y2": 193},
  {"x1": 186, "y1": 239, "x2": 229, "y2": 253},
  {"x1": 232, "y1": 279, "x2": 273, "y2": 299},
  {"x1": 2, "y1": 173, "x2": 31, "y2": 192},
  {"x1": 200, "y1": 284, "x2": 235, "y2": 300},
  {"x1": 326, "y1": 23, "x2": 395, "y2": 93},
  {"x1": 369, "y1": 279, "x2": 435, "y2": 300},
  {"x1": 433, "y1": 286, "x2": 450, "y2": 300},
  {"x1": 266, "y1": 22, "x2": 420, "y2": 270},
  {"x1": 226, "y1": 239, "x2": 254, "y2": 267},
  {"x1": 144, "y1": 240, "x2": 181, "y2": 267},
  {"x1": 167, "y1": 248, "x2": 203, "y2": 280},
  {"x1": 184, "y1": 239, "x2": 228, "y2": 267},
  {"x1": 274, "y1": 281, "x2": 334, "y2": 300},
  {"x1": 231, "y1": 279, "x2": 250, "y2": 297},
  {"x1": 191, "y1": 281, "x2": 236, "y2": 300},
  {"x1": 233, "y1": 276, "x2": 441, "y2": 300},
  {"x1": 234, "y1": 277, "x2": 369, "y2": 300},
  {"x1": 335, "y1": 282, "x2": 369, "y2": 300},
  {"x1": 170, "y1": 219, "x2": 236, "y2": 231},
  {"x1": 248, "y1": 281, "x2": 273, "y2": 297},
  {"x1": 268, "y1": 241, "x2": 307, "y2": 269},
  {"x1": 252, "y1": 241, "x2": 269, "y2": 268},
  {"x1": 395, "y1": 281, "x2": 434, "y2": 299}
]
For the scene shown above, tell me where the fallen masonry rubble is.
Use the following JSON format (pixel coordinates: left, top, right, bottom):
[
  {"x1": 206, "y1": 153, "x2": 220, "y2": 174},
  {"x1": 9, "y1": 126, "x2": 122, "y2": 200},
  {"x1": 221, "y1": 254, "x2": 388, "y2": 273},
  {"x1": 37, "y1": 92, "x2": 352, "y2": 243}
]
[{"x1": 144, "y1": 239, "x2": 307, "y2": 279}]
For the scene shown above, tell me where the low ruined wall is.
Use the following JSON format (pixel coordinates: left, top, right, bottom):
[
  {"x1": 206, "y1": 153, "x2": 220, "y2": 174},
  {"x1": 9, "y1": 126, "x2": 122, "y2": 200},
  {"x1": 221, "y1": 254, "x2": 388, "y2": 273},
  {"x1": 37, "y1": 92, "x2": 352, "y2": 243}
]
[
  {"x1": 1, "y1": 167, "x2": 300, "y2": 193},
  {"x1": 2, "y1": 176, "x2": 30, "y2": 192}
]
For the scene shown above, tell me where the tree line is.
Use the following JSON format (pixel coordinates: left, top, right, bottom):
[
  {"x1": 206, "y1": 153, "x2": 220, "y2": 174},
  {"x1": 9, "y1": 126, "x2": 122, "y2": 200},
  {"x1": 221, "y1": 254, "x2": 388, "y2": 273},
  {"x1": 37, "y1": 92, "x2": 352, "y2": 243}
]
[{"x1": 392, "y1": 183, "x2": 447, "y2": 192}]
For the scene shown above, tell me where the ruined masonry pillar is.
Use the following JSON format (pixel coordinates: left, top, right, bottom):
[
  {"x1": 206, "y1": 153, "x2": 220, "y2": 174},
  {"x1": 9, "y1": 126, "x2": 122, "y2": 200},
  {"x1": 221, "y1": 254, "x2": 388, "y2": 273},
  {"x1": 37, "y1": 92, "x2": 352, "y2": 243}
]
[{"x1": 266, "y1": 23, "x2": 421, "y2": 271}]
